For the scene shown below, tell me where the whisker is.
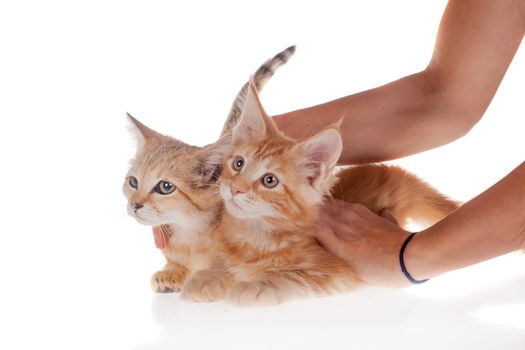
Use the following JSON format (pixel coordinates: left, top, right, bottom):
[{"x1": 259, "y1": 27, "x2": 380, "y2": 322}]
[{"x1": 107, "y1": 209, "x2": 132, "y2": 221}]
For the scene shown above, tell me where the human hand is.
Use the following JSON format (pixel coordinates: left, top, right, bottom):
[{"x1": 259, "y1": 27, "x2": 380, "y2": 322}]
[{"x1": 312, "y1": 198, "x2": 413, "y2": 287}]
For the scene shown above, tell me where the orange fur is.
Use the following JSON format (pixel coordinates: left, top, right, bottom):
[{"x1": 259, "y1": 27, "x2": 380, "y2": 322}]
[
  {"x1": 183, "y1": 80, "x2": 360, "y2": 306},
  {"x1": 333, "y1": 164, "x2": 459, "y2": 228},
  {"x1": 125, "y1": 47, "x2": 458, "y2": 304},
  {"x1": 183, "y1": 79, "x2": 458, "y2": 306},
  {"x1": 123, "y1": 47, "x2": 295, "y2": 293},
  {"x1": 151, "y1": 262, "x2": 190, "y2": 293}
]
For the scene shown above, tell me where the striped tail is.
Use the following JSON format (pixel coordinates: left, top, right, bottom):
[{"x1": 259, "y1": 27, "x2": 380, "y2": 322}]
[{"x1": 220, "y1": 45, "x2": 296, "y2": 138}]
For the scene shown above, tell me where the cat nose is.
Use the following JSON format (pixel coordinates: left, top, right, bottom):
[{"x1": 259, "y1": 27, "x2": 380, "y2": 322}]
[
  {"x1": 230, "y1": 185, "x2": 245, "y2": 196},
  {"x1": 134, "y1": 202, "x2": 144, "y2": 210}
]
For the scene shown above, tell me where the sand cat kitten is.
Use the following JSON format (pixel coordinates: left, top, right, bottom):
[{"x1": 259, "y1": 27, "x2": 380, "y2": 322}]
[
  {"x1": 123, "y1": 46, "x2": 296, "y2": 292},
  {"x1": 182, "y1": 79, "x2": 458, "y2": 306}
]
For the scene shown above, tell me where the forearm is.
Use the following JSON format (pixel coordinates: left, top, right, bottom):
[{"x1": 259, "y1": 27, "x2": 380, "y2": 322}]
[
  {"x1": 274, "y1": 0, "x2": 524, "y2": 165},
  {"x1": 274, "y1": 70, "x2": 466, "y2": 164},
  {"x1": 406, "y1": 161, "x2": 525, "y2": 280}
]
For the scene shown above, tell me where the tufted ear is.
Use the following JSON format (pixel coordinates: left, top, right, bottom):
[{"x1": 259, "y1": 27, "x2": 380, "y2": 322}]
[
  {"x1": 294, "y1": 127, "x2": 343, "y2": 189},
  {"x1": 127, "y1": 112, "x2": 168, "y2": 150},
  {"x1": 231, "y1": 78, "x2": 277, "y2": 143}
]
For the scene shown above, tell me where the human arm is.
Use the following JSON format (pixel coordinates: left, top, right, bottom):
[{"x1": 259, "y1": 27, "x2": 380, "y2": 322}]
[
  {"x1": 274, "y1": 0, "x2": 525, "y2": 164},
  {"x1": 314, "y1": 162, "x2": 525, "y2": 287}
]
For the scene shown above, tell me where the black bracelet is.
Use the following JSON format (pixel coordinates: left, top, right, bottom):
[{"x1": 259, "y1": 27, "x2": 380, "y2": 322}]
[{"x1": 399, "y1": 232, "x2": 429, "y2": 284}]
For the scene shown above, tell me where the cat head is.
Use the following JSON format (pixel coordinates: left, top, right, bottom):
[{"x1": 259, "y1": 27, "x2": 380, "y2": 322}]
[
  {"x1": 123, "y1": 114, "x2": 226, "y2": 228},
  {"x1": 219, "y1": 80, "x2": 343, "y2": 230}
]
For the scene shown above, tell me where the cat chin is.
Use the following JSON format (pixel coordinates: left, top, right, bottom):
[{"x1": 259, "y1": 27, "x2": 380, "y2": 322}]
[
  {"x1": 132, "y1": 216, "x2": 157, "y2": 226},
  {"x1": 127, "y1": 208, "x2": 161, "y2": 226},
  {"x1": 224, "y1": 199, "x2": 257, "y2": 219}
]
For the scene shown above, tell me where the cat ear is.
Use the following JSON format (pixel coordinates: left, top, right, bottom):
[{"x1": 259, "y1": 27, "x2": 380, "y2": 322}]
[
  {"x1": 295, "y1": 126, "x2": 343, "y2": 189},
  {"x1": 190, "y1": 137, "x2": 230, "y2": 189},
  {"x1": 231, "y1": 78, "x2": 276, "y2": 143},
  {"x1": 127, "y1": 113, "x2": 167, "y2": 149}
]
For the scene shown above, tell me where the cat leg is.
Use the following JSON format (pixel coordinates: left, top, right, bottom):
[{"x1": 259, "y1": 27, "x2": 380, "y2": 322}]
[
  {"x1": 151, "y1": 261, "x2": 190, "y2": 293},
  {"x1": 229, "y1": 271, "x2": 315, "y2": 307},
  {"x1": 229, "y1": 267, "x2": 359, "y2": 307},
  {"x1": 181, "y1": 269, "x2": 234, "y2": 303}
]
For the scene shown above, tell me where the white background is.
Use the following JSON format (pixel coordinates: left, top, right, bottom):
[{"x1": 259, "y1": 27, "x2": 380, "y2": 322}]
[{"x1": 0, "y1": 1, "x2": 524, "y2": 349}]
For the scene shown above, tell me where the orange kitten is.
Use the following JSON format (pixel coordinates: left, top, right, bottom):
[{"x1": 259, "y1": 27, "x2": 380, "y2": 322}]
[
  {"x1": 182, "y1": 79, "x2": 458, "y2": 306},
  {"x1": 123, "y1": 47, "x2": 296, "y2": 292}
]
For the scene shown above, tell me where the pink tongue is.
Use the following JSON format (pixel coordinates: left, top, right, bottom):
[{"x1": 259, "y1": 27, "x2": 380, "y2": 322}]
[{"x1": 153, "y1": 226, "x2": 170, "y2": 249}]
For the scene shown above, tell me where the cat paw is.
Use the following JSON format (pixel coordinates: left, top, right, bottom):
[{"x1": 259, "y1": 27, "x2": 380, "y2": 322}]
[
  {"x1": 151, "y1": 269, "x2": 187, "y2": 293},
  {"x1": 181, "y1": 272, "x2": 230, "y2": 303},
  {"x1": 229, "y1": 281, "x2": 281, "y2": 307}
]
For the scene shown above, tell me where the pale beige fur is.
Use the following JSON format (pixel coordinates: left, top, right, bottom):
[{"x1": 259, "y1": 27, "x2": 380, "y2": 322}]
[{"x1": 123, "y1": 122, "x2": 224, "y2": 291}]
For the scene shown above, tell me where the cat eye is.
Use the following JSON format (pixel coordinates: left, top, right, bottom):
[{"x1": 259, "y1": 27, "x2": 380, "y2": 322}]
[
  {"x1": 232, "y1": 156, "x2": 245, "y2": 171},
  {"x1": 129, "y1": 176, "x2": 138, "y2": 189},
  {"x1": 261, "y1": 173, "x2": 279, "y2": 188},
  {"x1": 155, "y1": 181, "x2": 176, "y2": 195}
]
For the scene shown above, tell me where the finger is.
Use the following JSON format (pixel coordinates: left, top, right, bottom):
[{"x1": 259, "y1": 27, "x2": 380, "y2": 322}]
[
  {"x1": 314, "y1": 225, "x2": 348, "y2": 258},
  {"x1": 302, "y1": 226, "x2": 318, "y2": 237},
  {"x1": 326, "y1": 198, "x2": 372, "y2": 217},
  {"x1": 322, "y1": 207, "x2": 369, "y2": 240},
  {"x1": 379, "y1": 208, "x2": 399, "y2": 225},
  {"x1": 322, "y1": 197, "x2": 345, "y2": 216}
]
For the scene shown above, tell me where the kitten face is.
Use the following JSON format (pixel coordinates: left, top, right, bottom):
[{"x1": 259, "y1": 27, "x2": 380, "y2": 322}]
[
  {"x1": 124, "y1": 115, "x2": 225, "y2": 228},
  {"x1": 219, "y1": 80, "x2": 342, "y2": 230},
  {"x1": 220, "y1": 142, "x2": 302, "y2": 218},
  {"x1": 123, "y1": 144, "x2": 197, "y2": 226},
  {"x1": 220, "y1": 138, "x2": 315, "y2": 222}
]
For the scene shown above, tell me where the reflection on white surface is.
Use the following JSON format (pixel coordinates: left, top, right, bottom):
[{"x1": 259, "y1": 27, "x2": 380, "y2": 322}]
[{"x1": 136, "y1": 273, "x2": 525, "y2": 350}]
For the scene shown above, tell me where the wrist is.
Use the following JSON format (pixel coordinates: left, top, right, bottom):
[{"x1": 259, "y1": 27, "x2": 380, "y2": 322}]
[
  {"x1": 399, "y1": 233, "x2": 429, "y2": 284},
  {"x1": 402, "y1": 229, "x2": 442, "y2": 281}
]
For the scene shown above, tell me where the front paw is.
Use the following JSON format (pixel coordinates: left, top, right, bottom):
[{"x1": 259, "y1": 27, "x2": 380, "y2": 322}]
[
  {"x1": 151, "y1": 269, "x2": 187, "y2": 293},
  {"x1": 229, "y1": 281, "x2": 281, "y2": 307},
  {"x1": 181, "y1": 271, "x2": 230, "y2": 303}
]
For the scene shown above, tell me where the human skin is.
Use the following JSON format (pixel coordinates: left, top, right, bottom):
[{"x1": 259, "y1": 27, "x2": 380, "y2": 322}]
[
  {"x1": 274, "y1": 0, "x2": 524, "y2": 165},
  {"x1": 273, "y1": 0, "x2": 525, "y2": 286},
  {"x1": 314, "y1": 162, "x2": 525, "y2": 287}
]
